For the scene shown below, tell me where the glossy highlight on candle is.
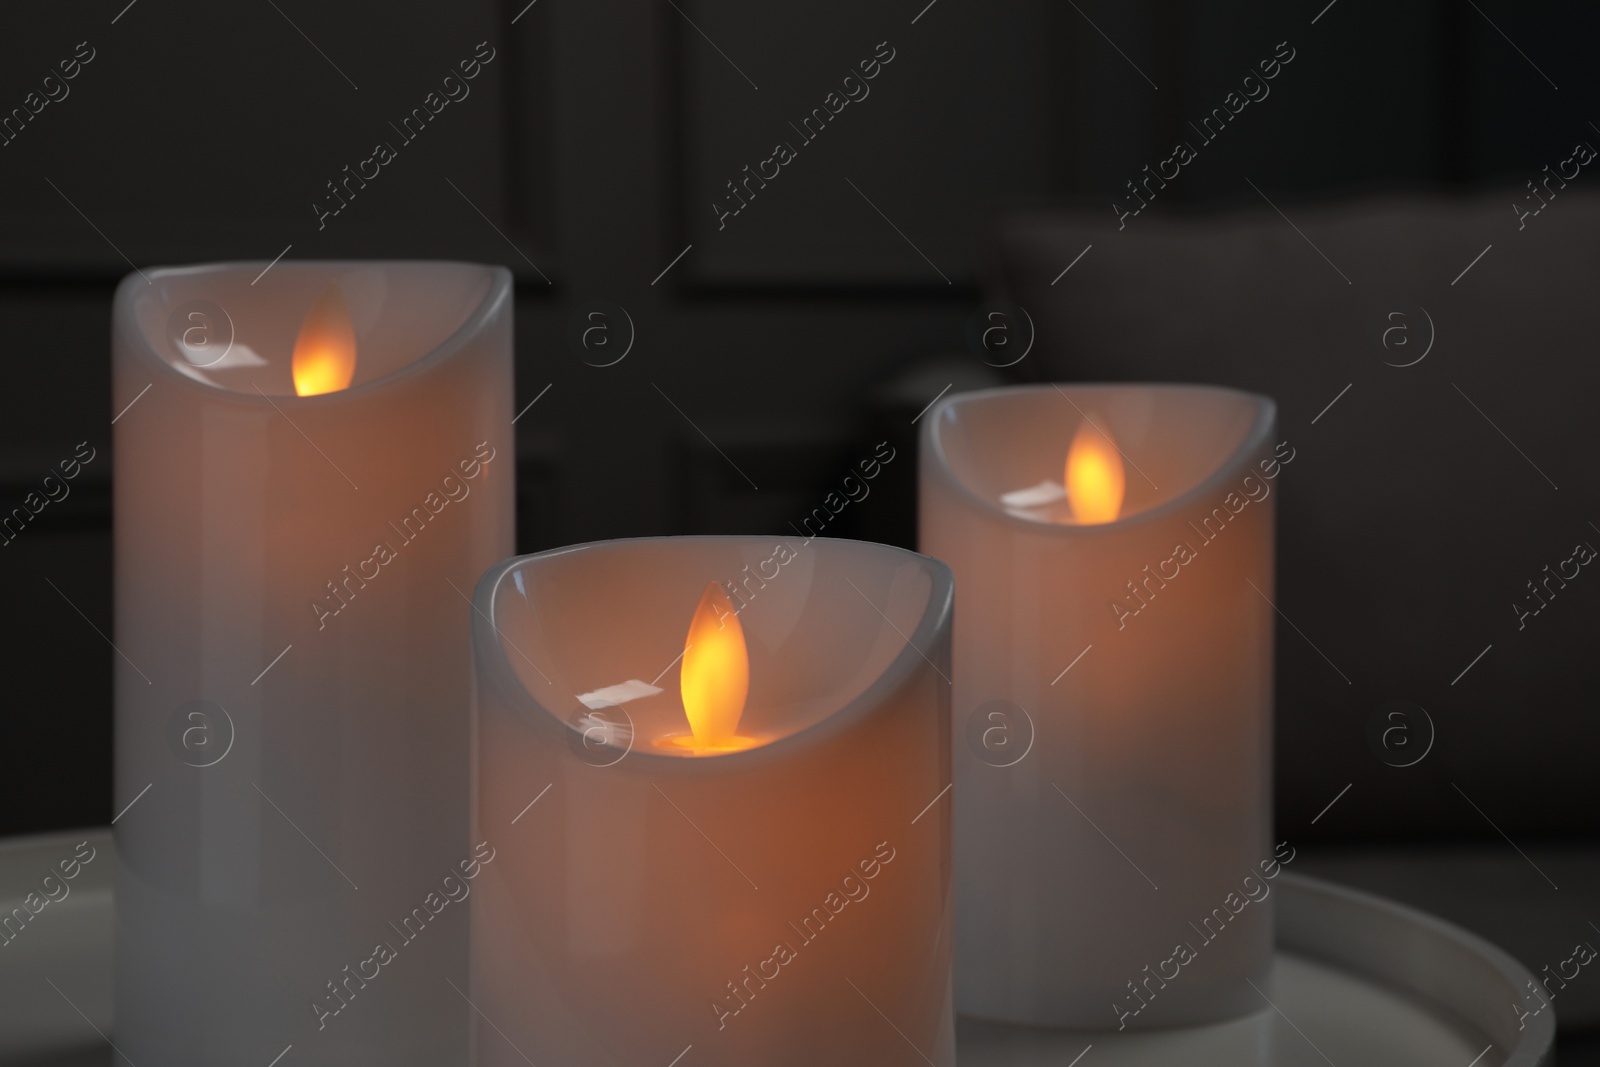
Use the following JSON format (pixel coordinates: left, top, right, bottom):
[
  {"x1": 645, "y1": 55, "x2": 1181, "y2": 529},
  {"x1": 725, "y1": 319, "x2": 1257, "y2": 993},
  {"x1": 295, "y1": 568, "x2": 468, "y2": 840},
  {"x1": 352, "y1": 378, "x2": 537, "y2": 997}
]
[{"x1": 292, "y1": 282, "x2": 358, "y2": 396}]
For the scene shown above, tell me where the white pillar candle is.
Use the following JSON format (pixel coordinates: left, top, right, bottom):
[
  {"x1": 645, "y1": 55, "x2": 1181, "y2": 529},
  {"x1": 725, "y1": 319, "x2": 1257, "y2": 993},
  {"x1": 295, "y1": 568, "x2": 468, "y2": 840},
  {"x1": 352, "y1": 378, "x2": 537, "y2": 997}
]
[
  {"x1": 470, "y1": 536, "x2": 954, "y2": 1066},
  {"x1": 111, "y1": 261, "x2": 513, "y2": 1066},
  {"x1": 920, "y1": 384, "x2": 1280, "y2": 1030}
]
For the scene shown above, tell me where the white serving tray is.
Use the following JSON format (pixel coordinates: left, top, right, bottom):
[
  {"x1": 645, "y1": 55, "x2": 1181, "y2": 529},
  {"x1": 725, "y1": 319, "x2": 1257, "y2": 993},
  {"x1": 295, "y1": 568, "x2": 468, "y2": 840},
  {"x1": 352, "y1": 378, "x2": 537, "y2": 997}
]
[{"x1": 0, "y1": 831, "x2": 1554, "y2": 1066}]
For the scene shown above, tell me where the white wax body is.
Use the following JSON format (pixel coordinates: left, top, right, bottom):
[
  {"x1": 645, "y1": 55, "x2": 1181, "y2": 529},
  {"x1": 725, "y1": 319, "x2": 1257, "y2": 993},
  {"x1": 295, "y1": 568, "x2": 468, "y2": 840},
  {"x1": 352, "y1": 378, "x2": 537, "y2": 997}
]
[
  {"x1": 111, "y1": 263, "x2": 513, "y2": 1066},
  {"x1": 920, "y1": 384, "x2": 1279, "y2": 1030},
  {"x1": 470, "y1": 537, "x2": 955, "y2": 1067}
]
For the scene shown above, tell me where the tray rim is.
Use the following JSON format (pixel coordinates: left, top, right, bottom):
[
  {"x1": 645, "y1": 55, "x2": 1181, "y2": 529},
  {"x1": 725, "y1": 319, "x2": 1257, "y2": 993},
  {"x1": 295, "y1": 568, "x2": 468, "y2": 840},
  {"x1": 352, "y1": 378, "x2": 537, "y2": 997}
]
[{"x1": 1274, "y1": 869, "x2": 1553, "y2": 1065}]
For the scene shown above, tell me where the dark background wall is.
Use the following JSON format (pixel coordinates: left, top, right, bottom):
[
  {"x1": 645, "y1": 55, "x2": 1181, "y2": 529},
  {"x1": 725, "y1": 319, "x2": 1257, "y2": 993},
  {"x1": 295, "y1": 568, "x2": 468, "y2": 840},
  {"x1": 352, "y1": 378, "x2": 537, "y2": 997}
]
[{"x1": 0, "y1": 0, "x2": 1591, "y2": 838}]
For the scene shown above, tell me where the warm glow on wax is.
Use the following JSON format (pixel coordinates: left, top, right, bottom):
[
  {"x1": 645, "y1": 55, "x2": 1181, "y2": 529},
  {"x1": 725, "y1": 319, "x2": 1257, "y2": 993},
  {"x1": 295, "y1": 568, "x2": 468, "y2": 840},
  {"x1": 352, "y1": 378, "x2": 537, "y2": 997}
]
[
  {"x1": 292, "y1": 284, "x2": 357, "y2": 397},
  {"x1": 1065, "y1": 420, "x2": 1125, "y2": 524},
  {"x1": 679, "y1": 582, "x2": 749, "y2": 748}
]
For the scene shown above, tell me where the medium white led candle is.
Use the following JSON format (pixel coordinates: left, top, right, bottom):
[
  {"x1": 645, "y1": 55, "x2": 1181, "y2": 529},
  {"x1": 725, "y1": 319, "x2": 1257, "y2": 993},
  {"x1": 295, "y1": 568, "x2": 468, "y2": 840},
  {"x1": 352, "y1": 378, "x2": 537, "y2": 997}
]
[
  {"x1": 920, "y1": 383, "x2": 1282, "y2": 1030},
  {"x1": 470, "y1": 536, "x2": 954, "y2": 1067},
  {"x1": 111, "y1": 261, "x2": 513, "y2": 1066}
]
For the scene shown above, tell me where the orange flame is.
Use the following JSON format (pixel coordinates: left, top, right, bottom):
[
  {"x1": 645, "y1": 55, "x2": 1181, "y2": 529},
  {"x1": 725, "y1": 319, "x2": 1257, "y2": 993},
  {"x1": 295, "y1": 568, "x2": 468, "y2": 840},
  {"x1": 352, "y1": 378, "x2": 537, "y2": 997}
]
[
  {"x1": 1065, "y1": 420, "x2": 1125, "y2": 524},
  {"x1": 292, "y1": 284, "x2": 357, "y2": 397},
  {"x1": 679, "y1": 582, "x2": 749, "y2": 748}
]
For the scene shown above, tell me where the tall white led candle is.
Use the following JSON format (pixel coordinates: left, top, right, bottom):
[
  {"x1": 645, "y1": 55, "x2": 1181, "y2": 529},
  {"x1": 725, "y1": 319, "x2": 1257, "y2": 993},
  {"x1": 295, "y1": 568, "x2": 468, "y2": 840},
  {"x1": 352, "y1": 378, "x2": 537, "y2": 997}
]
[
  {"x1": 111, "y1": 261, "x2": 513, "y2": 1066},
  {"x1": 920, "y1": 383, "x2": 1281, "y2": 1030}
]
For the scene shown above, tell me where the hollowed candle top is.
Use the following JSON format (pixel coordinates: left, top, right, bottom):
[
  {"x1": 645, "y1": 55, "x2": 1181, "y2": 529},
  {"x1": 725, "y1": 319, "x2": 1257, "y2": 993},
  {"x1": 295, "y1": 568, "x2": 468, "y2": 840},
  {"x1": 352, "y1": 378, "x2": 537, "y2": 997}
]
[
  {"x1": 472, "y1": 536, "x2": 954, "y2": 768},
  {"x1": 926, "y1": 383, "x2": 1276, "y2": 532},
  {"x1": 115, "y1": 260, "x2": 506, "y2": 400}
]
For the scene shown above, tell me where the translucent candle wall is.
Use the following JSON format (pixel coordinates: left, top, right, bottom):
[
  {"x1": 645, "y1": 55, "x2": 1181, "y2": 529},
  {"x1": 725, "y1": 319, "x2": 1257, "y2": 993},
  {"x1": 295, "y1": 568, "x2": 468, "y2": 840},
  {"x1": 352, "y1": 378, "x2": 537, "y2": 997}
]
[
  {"x1": 111, "y1": 261, "x2": 513, "y2": 1066},
  {"x1": 470, "y1": 537, "x2": 954, "y2": 1067},
  {"x1": 920, "y1": 384, "x2": 1280, "y2": 1030}
]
